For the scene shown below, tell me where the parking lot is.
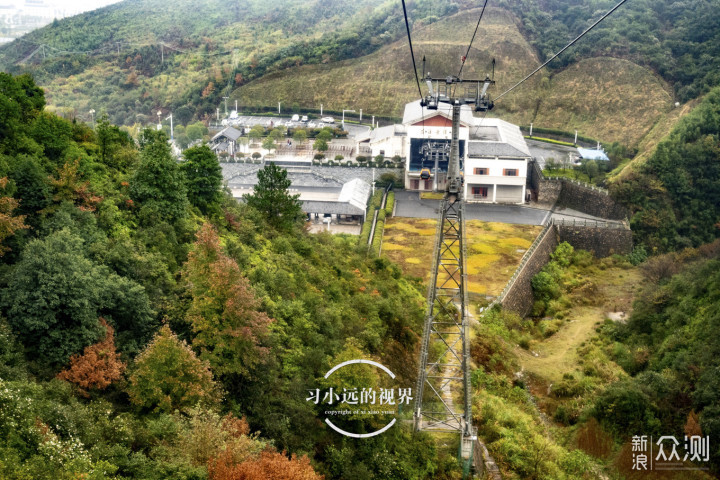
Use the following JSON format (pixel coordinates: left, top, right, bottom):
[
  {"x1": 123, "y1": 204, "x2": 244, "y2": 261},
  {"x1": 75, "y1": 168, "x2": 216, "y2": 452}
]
[{"x1": 215, "y1": 115, "x2": 372, "y2": 139}]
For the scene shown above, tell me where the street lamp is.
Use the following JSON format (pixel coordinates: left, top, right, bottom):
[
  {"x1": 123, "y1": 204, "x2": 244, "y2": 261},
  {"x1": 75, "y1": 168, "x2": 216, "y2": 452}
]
[
  {"x1": 223, "y1": 96, "x2": 229, "y2": 115},
  {"x1": 156, "y1": 111, "x2": 162, "y2": 131},
  {"x1": 88, "y1": 109, "x2": 95, "y2": 129},
  {"x1": 342, "y1": 109, "x2": 355, "y2": 128},
  {"x1": 165, "y1": 113, "x2": 174, "y2": 140},
  {"x1": 278, "y1": 102, "x2": 281, "y2": 114}
]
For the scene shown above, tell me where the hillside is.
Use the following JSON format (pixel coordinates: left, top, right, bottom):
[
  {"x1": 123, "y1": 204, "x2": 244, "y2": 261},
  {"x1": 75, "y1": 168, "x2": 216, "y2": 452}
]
[
  {"x1": 0, "y1": 0, "x2": 463, "y2": 126},
  {"x1": 0, "y1": 0, "x2": 708, "y2": 148},
  {"x1": 235, "y1": 8, "x2": 672, "y2": 146}
]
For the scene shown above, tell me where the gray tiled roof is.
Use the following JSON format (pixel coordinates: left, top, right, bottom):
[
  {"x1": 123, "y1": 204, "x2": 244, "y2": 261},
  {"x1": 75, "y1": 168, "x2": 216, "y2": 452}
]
[
  {"x1": 468, "y1": 141, "x2": 530, "y2": 158},
  {"x1": 221, "y1": 164, "x2": 401, "y2": 188},
  {"x1": 301, "y1": 200, "x2": 365, "y2": 216},
  {"x1": 212, "y1": 126, "x2": 242, "y2": 142}
]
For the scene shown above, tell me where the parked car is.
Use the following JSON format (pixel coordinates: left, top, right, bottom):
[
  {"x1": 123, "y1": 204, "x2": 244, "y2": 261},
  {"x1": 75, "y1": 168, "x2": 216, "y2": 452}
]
[
  {"x1": 321, "y1": 116, "x2": 335, "y2": 123},
  {"x1": 301, "y1": 115, "x2": 309, "y2": 122},
  {"x1": 291, "y1": 114, "x2": 300, "y2": 122}
]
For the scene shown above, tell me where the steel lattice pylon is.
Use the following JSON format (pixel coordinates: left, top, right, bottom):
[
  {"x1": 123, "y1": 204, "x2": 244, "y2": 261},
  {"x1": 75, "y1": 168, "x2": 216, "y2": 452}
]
[
  {"x1": 413, "y1": 194, "x2": 472, "y2": 435},
  {"x1": 414, "y1": 75, "x2": 495, "y2": 466}
]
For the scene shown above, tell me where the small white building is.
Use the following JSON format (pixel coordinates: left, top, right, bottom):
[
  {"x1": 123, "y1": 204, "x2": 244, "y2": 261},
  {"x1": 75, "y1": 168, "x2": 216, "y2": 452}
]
[
  {"x1": 401, "y1": 102, "x2": 530, "y2": 203},
  {"x1": 210, "y1": 126, "x2": 246, "y2": 157},
  {"x1": 361, "y1": 124, "x2": 408, "y2": 159},
  {"x1": 464, "y1": 120, "x2": 531, "y2": 204}
]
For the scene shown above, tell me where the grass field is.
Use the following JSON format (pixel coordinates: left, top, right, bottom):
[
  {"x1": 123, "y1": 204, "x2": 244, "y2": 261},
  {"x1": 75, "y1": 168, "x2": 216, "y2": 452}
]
[
  {"x1": 381, "y1": 217, "x2": 542, "y2": 297},
  {"x1": 235, "y1": 9, "x2": 672, "y2": 147},
  {"x1": 515, "y1": 266, "x2": 641, "y2": 384}
]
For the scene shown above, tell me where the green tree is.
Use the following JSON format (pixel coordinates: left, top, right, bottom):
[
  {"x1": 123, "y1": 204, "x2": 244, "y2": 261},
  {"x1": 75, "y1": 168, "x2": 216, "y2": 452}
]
[
  {"x1": 127, "y1": 325, "x2": 219, "y2": 413},
  {"x1": 0, "y1": 73, "x2": 44, "y2": 155},
  {"x1": 292, "y1": 128, "x2": 307, "y2": 144},
  {"x1": 268, "y1": 128, "x2": 284, "y2": 141},
  {"x1": 262, "y1": 136, "x2": 276, "y2": 154},
  {"x1": 316, "y1": 127, "x2": 333, "y2": 142},
  {"x1": 181, "y1": 144, "x2": 223, "y2": 214},
  {"x1": 186, "y1": 122, "x2": 208, "y2": 143},
  {"x1": 130, "y1": 129, "x2": 188, "y2": 224},
  {"x1": 3, "y1": 229, "x2": 155, "y2": 364},
  {"x1": 248, "y1": 125, "x2": 264, "y2": 144},
  {"x1": 184, "y1": 223, "x2": 272, "y2": 379},
  {"x1": 243, "y1": 163, "x2": 303, "y2": 232},
  {"x1": 96, "y1": 113, "x2": 134, "y2": 170},
  {"x1": 9, "y1": 155, "x2": 51, "y2": 226},
  {"x1": 313, "y1": 138, "x2": 328, "y2": 153}
]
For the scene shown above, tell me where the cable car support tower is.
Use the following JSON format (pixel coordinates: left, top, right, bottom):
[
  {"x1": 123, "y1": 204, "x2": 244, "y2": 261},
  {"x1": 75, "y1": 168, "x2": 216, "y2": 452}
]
[{"x1": 413, "y1": 70, "x2": 494, "y2": 469}]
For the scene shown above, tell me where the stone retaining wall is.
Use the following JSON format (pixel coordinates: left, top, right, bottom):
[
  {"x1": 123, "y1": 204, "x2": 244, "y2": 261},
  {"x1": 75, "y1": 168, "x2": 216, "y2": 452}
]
[
  {"x1": 499, "y1": 224, "x2": 633, "y2": 317},
  {"x1": 557, "y1": 181, "x2": 628, "y2": 220},
  {"x1": 500, "y1": 227, "x2": 559, "y2": 317}
]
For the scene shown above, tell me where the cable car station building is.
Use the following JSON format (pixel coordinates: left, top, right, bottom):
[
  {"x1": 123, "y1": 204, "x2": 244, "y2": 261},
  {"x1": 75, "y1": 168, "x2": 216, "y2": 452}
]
[{"x1": 367, "y1": 101, "x2": 531, "y2": 204}]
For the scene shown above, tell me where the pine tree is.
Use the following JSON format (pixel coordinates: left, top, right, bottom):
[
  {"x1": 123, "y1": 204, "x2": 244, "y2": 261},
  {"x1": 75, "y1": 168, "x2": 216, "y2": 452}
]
[
  {"x1": 243, "y1": 163, "x2": 304, "y2": 232},
  {"x1": 181, "y1": 144, "x2": 223, "y2": 214}
]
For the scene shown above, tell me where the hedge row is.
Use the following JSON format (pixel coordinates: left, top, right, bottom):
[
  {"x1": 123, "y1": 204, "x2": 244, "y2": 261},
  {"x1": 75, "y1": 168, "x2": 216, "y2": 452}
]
[
  {"x1": 525, "y1": 136, "x2": 577, "y2": 147},
  {"x1": 385, "y1": 192, "x2": 395, "y2": 216}
]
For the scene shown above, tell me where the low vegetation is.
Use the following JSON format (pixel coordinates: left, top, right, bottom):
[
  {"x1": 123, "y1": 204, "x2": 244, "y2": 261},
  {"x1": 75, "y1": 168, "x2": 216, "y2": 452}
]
[
  {"x1": 469, "y1": 240, "x2": 720, "y2": 478},
  {"x1": 382, "y1": 217, "x2": 541, "y2": 296}
]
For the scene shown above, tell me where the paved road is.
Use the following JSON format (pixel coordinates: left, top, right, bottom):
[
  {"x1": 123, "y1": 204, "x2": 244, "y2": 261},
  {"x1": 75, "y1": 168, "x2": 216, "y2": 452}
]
[
  {"x1": 394, "y1": 191, "x2": 550, "y2": 225},
  {"x1": 526, "y1": 139, "x2": 578, "y2": 169}
]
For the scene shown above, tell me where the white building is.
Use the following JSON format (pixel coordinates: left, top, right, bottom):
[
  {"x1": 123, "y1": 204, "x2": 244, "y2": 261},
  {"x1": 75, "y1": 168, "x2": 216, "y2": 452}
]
[
  {"x1": 359, "y1": 101, "x2": 531, "y2": 204},
  {"x1": 464, "y1": 120, "x2": 530, "y2": 204}
]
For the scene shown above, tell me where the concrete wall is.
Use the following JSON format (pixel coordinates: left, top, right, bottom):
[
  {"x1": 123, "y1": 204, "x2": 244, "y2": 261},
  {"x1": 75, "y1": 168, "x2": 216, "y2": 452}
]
[
  {"x1": 557, "y1": 181, "x2": 629, "y2": 220},
  {"x1": 500, "y1": 226, "x2": 559, "y2": 317},
  {"x1": 556, "y1": 224, "x2": 633, "y2": 257},
  {"x1": 499, "y1": 224, "x2": 633, "y2": 317}
]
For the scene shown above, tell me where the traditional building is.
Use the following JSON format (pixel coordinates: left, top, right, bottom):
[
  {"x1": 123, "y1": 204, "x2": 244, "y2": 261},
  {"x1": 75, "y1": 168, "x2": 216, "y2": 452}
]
[
  {"x1": 369, "y1": 101, "x2": 531, "y2": 204},
  {"x1": 210, "y1": 126, "x2": 244, "y2": 157}
]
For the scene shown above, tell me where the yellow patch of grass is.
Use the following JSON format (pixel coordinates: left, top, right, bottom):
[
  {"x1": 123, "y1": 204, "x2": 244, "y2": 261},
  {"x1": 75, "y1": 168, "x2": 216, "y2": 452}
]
[
  {"x1": 466, "y1": 254, "x2": 501, "y2": 274},
  {"x1": 383, "y1": 217, "x2": 542, "y2": 296},
  {"x1": 420, "y1": 192, "x2": 445, "y2": 200},
  {"x1": 504, "y1": 237, "x2": 533, "y2": 248},
  {"x1": 382, "y1": 243, "x2": 408, "y2": 251},
  {"x1": 469, "y1": 243, "x2": 497, "y2": 255}
]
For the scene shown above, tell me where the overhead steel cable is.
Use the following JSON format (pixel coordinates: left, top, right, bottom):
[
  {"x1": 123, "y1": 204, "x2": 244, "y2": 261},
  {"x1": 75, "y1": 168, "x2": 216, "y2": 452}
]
[
  {"x1": 401, "y1": 0, "x2": 423, "y2": 100},
  {"x1": 495, "y1": 0, "x2": 630, "y2": 102},
  {"x1": 457, "y1": 0, "x2": 490, "y2": 80},
  {"x1": 401, "y1": 0, "x2": 426, "y2": 138}
]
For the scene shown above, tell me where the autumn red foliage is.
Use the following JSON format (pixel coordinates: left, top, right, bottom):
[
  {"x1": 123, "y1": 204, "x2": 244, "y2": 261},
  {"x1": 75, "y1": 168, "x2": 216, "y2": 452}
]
[
  {"x1": 208, "y1": 449, "x2": 323, "y2": 480},
  {"x1": 56, "y1": 318, "x2": 125, "y2": 395},
  {"x1": 185, "y1": 223, "x2": 272, "y2": 378}
]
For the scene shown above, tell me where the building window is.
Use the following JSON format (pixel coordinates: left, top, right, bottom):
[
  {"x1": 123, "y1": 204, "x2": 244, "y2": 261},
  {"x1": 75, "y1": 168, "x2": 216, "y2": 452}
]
[
  {"x1": 472, "y1": 186, "x2": 488, "y2": 198},
  {"x1": 474, "y1": 168, "x2": 488, "y2": 175},
  {"x1": 503, "y1": 169, "x2": 518, "y2": 176}
]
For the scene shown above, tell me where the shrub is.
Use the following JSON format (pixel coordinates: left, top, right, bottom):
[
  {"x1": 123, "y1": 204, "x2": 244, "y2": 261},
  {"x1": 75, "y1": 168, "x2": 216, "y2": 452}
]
[{"x1": 126, "y1": 325, "x2": 219, "y2": 413}]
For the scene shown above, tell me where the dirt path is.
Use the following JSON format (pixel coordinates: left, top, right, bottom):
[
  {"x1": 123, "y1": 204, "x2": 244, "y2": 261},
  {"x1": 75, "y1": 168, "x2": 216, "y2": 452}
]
[{"x1": 516, "y1": 266, "x2": 642, "y2": 384}]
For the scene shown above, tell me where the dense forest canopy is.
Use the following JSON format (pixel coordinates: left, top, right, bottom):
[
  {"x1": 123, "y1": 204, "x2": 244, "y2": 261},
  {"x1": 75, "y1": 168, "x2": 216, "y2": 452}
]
[{"x1": 0, "y1": 72, "x2": 460, "y2": 479}]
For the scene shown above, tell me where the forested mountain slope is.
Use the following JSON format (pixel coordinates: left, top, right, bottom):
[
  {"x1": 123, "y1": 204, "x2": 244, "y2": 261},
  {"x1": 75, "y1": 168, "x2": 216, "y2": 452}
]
[
  {"x1": 1, "y1": 0, "x2": 717, "y2": 147},
  {"x1": 0, "y1": 72, "x2": 460, "y2": 479}
]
